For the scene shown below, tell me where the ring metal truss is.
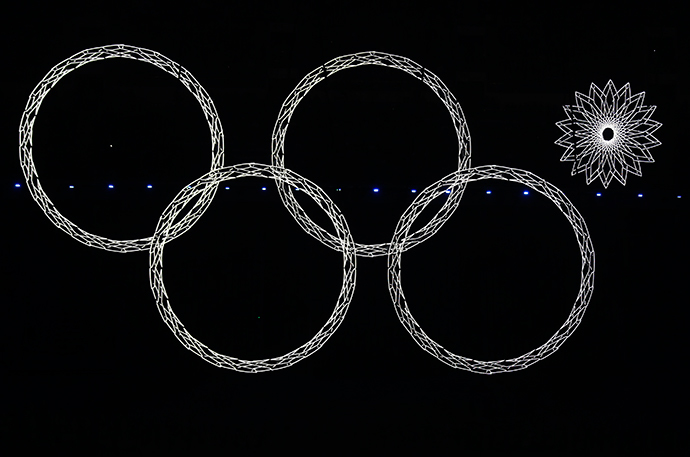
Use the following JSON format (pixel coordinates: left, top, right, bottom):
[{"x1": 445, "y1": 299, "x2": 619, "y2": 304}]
[
  {"x1": 18, "y1": 44, "x2": 225, "y2": 252},
  {"x1": 387, "y1": 165, "x2": 595, "y2": 374},
  {"x1": 271, "y1": 51, "x2": 472, "y2": 257},
  {"x1": 19, "y1": 45, "x2": 595, "y2": 373},
  {"x1": 149, "y1": 163, "x2": 357, "y2": 372}
]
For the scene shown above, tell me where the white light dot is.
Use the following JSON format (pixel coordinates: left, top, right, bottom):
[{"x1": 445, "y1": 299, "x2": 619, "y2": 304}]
[
  {"x1": 486, "y1": 190, "x2": 491, "y2": 194},
  {"x1": 108, "y1": 184, "x2": 114, "y2": 189},
  {"x1": 262, "y1": 187, "x2": 267, "y2": 191},
  {"x1": 147, "y1": 185, "x2": 153, "y2": 189},
  {"x1": 373, "y1": 188, "x2": 379, "y2": 193},
  {"x1": 596, "y1": 193, "x2": 602, "y2": 197},
  {"x1": 638, "y1": 193, "x2": 643, "y2": 198},
  {"x1": 523, "y1": 190, "x2": 529, "y2": 195},
  {"x1": 69, "y1": 185, "x2": 74, "y2": 189}
]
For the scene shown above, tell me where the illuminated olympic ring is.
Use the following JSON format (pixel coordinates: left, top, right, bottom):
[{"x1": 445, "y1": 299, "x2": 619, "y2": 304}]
[
  {"x1": 20, "y1": 45, "x2": 595, "y2": 373},
  {"x1": 19, "y1": 44, "x2": 225, "y2": 253},
  {"x1": 388, "y1": 165, "x2": 595, "y2": 374},
  {"x1": 149, "y1": 164, "x2": 357, "y2": 372},
  {"x1": 271, "y1": 51, "x2": 471, "y2": 258}
]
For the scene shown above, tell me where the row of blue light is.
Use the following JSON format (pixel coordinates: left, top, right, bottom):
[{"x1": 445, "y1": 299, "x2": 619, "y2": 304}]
[
  {"x1": 13, "y1": 183, "x2": 156, "y2": 189},
  {"x1": 10, "y1": 183, "x2": 683, "y2": 199}
]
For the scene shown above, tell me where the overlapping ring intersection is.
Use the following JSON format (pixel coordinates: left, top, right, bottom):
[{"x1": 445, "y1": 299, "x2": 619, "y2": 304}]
[{"x1": 19, "y1": 45, "x2": 595, "y2": 374}]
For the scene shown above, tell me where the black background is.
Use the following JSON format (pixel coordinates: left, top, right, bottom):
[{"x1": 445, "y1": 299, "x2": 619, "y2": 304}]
[{"x1": 2, "y1": 2, "x2": 687, "y2": 454}]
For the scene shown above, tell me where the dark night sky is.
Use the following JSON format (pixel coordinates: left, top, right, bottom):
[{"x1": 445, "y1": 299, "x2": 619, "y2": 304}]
[{"x1": 2, "y1": 2, "x2": 687, "y2": 454}]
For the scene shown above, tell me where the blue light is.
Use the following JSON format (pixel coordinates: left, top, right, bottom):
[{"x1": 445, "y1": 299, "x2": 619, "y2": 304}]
[
  {"x1": 596, "y1": 192, "x2": 602, "y2": 197},
  {"x1": 262, "y1": 187, "x2": 267, "y2": 191},
  {"x1": 678, "y1": 195, "x2": 682, "y2": 199},
  {"x1": 638, "y1": 193, "x2": 643, "y2": 198},
  {"x1": 486, "y1": 190, "x2": 491, "y2": 194},
  {"x1": 225, "y1": 186, "x2": 229, "y2": 190},
  {"x1": 108, "y1": 184, "x2": 114, "y2": 189},
  {"x1": 523, "y1": 190, "x2": 529, "y2": 195},
  {"x1": 69, "y1": 185, "x2": 74, "y2": 189},
  {"x1": 147, "y1": 184, "x2": 153, "y2": 189},
  {"x1": 373, "y1": 188, "x2": 379, "y2": 193},
  {"x1": 295, "y1": 187, "x2": 299, "y2": 191},
  {"x1": 411, "y1": 189, "x2": 417, "y2": 193},
  {"x1": 445, "y1": 189, "x2": 451, "y2": 194},
  {"x1": 336, "y1": 188, "x2": 342, "y2": 191},
  {"x1": 14, "y1": 183, "x2": 20, "y2": 188}
]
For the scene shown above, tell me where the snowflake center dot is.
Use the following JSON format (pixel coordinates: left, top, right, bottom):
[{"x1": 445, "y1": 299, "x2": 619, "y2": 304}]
[{"x1": 601, "y1": 127, "x2": 615, "y2": 141}]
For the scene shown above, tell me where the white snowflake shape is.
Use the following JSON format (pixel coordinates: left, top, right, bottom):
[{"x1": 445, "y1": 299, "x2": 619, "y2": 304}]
[{"x1": 555, "y1": 80, "x2": 661, "y2": 188}]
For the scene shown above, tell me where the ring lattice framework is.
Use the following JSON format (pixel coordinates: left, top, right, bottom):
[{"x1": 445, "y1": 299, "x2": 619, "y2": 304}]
[
  {"x1": 149, "y1": 163, "x2": 357, "y2": 372},
  {"x1": 271, "y1": 51, "x2": 472, "y2": 257},
  {"x1": 19, "y1": 44, "x2": 225, "y2": 252},
  {"x1": 387, "y1": 165, "x2": 595, "y2": 374},
  {"x1": 19, "y1": 45, "x2": 595, "y2": 373}
]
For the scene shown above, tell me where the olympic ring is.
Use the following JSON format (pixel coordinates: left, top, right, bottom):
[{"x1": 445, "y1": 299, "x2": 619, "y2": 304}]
[
  {"x1": 19, "y1": 44, "x2": 224, "y2": 253},
  {"x1": 271, "y1": 51, "x2": 472, "y2": 257},
  {"x1": 149, "y1": 163, "x2": 357, "y2": 372},
  {"x1": 387, "y1": 165, "x2": 595, "y2": 374},
  {"x1": 20, "y1": 45, "x2": 595, "y2": 373}
]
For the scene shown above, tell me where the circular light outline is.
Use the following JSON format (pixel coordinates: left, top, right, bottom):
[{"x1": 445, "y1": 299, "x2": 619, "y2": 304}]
[
  {"x1": 271, "y1": 51, "x2": 472, "y2": 258},
  {"x1": 19, "y1": 44, "x2": 225, "y2": 253},
  {"x1": 149, "y1": 163, "x2": 357, "y2": 372},
  {"x1": 387, "y1": 165, "x2": 595, "y2": 374}
]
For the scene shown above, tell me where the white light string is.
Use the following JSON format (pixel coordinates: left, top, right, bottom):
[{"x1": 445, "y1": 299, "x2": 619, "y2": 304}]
[
  {"x1": 19, "y1": 44, "x2": 225, "y2": 252},
  {"x1": 271, "y1": 51, "x2": 471, "y2": 257},
  {"x1": 388, "y1": 165, "x2": 595, "y2": 374},
  {"x1": 19, "y1": 45, "x2": 597, "y2": 373}
]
